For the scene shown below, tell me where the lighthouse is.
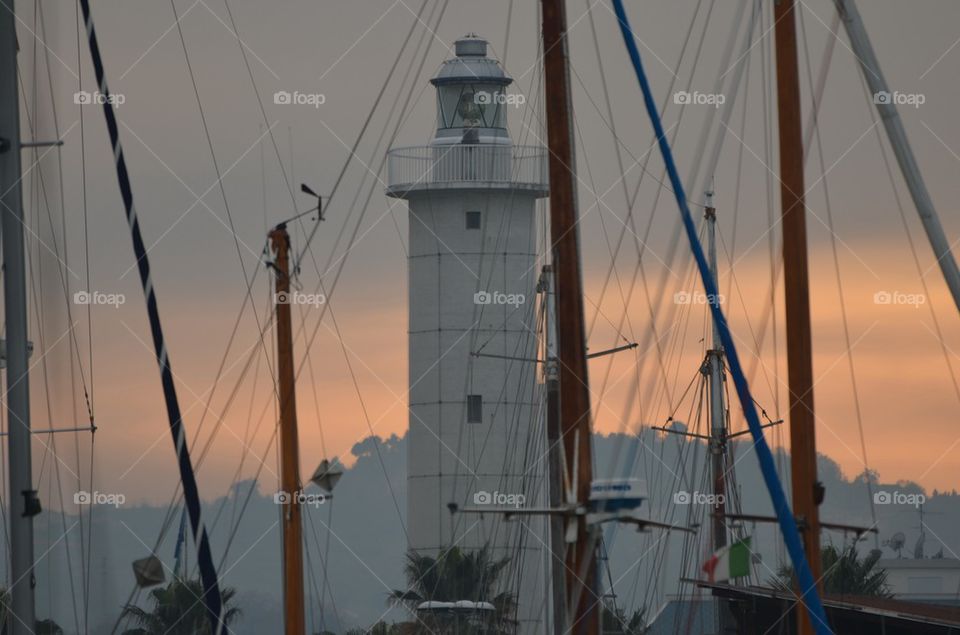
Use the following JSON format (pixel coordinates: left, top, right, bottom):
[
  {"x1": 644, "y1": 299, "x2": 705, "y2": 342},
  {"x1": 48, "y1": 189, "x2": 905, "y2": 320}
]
[{"x1": 386, "y1": 35, "x2": 549, "y2": 631}]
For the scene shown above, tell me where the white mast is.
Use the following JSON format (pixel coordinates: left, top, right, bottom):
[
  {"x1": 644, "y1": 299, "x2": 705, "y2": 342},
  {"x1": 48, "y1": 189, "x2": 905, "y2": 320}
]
[
  {"x1": 705, "y1": 191, "x2": 731, "y2": 634},
  {"x1": 705, "y1": 191, "x2": 727, "y2": 551},
  {"x1": 1, "y1": 2, "x2": 38, "y2": 633},
  {"x1": 834, "y1": 0, "x2": 960, "y2": 314}
]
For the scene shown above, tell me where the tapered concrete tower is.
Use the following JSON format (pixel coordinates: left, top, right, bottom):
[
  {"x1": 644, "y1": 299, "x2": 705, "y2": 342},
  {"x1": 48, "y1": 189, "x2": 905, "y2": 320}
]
[{"x1": 386, "y1": 35, "x2": 549, "y2": 631}]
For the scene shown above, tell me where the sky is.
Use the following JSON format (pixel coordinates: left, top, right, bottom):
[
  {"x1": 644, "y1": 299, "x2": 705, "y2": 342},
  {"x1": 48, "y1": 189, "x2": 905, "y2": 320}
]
[{"x1": 9, "y1": 0, "x2": 960, "y2": 520}]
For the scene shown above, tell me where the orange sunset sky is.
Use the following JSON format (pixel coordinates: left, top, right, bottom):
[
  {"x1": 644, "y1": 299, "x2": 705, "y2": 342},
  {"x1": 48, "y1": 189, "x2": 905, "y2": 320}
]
[{"x1": 12, "y1": 0, "x2": 960, "y2": 508}]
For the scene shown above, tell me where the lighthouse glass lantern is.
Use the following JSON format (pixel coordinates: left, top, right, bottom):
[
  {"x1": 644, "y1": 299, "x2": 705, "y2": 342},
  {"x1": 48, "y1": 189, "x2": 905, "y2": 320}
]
[
  {"x1": 429, "y1": 35, "x2": 513, "y2": 146},
  {"x1": 436, "y1": 82, "x2": 506, "y2": 130}
]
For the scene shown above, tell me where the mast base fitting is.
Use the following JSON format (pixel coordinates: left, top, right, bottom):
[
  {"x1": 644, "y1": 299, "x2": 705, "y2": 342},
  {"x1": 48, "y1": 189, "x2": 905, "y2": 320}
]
[{"x1": 21, "y1": 489, "x2": 41, "y2": 517}]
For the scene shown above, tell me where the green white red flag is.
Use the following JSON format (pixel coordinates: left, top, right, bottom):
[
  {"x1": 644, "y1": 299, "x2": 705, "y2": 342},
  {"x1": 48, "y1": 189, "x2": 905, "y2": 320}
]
[{"x1": 702, "y1": 537, "x2": 752, "y2": 583}]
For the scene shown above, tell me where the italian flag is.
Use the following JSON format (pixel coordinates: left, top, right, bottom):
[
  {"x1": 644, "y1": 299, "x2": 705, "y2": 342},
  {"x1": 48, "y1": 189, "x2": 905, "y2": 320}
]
[{"x1": 702, "y1": 537, "x2": 752, "y2": 583}]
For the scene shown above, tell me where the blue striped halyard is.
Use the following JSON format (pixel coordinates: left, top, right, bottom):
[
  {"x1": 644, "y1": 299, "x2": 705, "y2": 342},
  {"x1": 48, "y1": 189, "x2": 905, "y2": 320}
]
[{"x1": 78, "y1": 1, "x2": 227, "y2": 632}]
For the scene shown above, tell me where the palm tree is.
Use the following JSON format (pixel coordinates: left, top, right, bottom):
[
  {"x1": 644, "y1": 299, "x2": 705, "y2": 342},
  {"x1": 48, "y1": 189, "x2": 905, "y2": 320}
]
[
  {"x1": 33, "y1": 619, "x2": 63, "y2": 635},
  {"x1": 600, "y1": 600, "x2": 647, "y2": 634},
  {"x1": 389, "y1": 545, "x2": 517, "y2": 634},
  {"x1": 600, "y1": 601, "x2": 647, "y2": 635},
  {"x1": 121, "y1": 578, "x2": 241, "y2": 634},
  {"x1": 774, "y1": 544, "x2": 891, "y2": 597}
]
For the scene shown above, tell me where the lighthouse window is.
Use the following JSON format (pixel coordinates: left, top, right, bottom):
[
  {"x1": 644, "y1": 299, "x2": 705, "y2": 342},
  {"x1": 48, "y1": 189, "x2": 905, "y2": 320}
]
[
  {"x1": 437, "y1": 83, "x2": 506, "y2": 129},
  {"x1": 467, "y1": 394, "x2": 483, "y2": 423},
  {"x1": 465, "y1": 211, "x2": 482, "y2": 229}
]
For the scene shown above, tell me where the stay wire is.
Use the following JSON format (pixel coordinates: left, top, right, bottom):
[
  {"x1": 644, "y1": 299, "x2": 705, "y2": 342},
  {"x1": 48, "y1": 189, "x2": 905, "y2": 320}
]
[
  {"x1": 610, "y1": 1, "x2": 832, "y2": 630},
  {"x1": 290, "y1": 0, "x2": 433, "y2": 270},
  {"x1": 798, "y1": 6, "x2": 878, "y2": 541},
  {"x1": 853, "y1": 27, "x2": 960, "y2": 413},
  {"x1": 73, "y1": 2, "x2": 97, "y2": 624},
  {"x1": 16, "y1": 52, "x2": 83, "y2": 631}
]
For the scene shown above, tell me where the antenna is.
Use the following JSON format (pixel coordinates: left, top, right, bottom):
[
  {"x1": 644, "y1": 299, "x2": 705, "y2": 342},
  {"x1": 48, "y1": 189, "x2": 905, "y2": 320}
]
[
  {"x1": 914, "y1": 503, "x2": 926, "y2": 559},
  {"x1": 271, "y1": 183, "x2": 324, "y2": 244},
  {"x1": 300, "y1": 183, "x2": 323, "y2": 221},
  {"x1": 884, "y1": 531, "x2": 906, "y2": 558}
]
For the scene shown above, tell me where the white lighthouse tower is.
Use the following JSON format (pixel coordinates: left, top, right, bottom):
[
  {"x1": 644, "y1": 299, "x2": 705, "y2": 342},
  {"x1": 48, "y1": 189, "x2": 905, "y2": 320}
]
[{"x1": 386, "y1": 35, "x2": 549, "y2": 631}]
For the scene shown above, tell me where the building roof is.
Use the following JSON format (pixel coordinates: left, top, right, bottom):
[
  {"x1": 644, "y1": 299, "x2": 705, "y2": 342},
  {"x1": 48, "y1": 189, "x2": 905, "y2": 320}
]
[
  {"x1": 880, "y1": 557, "x2": 960, "y2": 570},
  {"x1": 697, "y1": 580, "x2": 960, "y2": 633}
]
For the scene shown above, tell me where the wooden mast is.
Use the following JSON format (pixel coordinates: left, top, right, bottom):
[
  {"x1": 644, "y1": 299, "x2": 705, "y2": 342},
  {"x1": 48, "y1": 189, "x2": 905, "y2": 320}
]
[
  {"x1": 540, "y1": 1, "x2": 597, "y2": 633},
  {"x1": 270, "y1": 224, "x2": 306, "y2": 635},
  {"x1": 773, "y1": 2, "x2": 822, "y2": 632}
]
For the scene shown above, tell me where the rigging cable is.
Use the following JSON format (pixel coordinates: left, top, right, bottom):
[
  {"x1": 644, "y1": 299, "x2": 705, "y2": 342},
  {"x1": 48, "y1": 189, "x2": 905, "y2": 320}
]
[
  {"x1": 758, "y1": 5, "x2": 787, "y2": 568},
  {"x1": 282, "y1": 0, "x2": 452, "y2": 553},
  {"x1": 288, "y1": 0, "x2": 432, "y2": 271},
  {"x1": 293, "y1": 0, "x2": 452, "y2": 552},
  {"x1": 135, "y1": 0, "x2": 442, "y2": 608},
  {"x1": 203, "y1": 5, "x2": 451, "y2": 626},
  {"x1": 76, "y1": 1, "x2": 228, "y2": 632},
  {"x1": 798, "y1": 6, "x2": 878, "y2": 542},
  {"x1": 577, "y1": 4, "x2": 767, "y2": 613},
  {"x1": 444, "y1": 24, "x2": 552, "y2": 602},
  {"x1": 167, "y1": 0, "x2": 281, "y2": 457},
  {"x1": 15, "y1": 29, "x2": 87, "y2": 628},
  {"x1": 72, "y1": 2, "x2": 97, "y2": 628},
  {"x1": 848, "y1": 18, "x2": 960, "y2": 487},
  {"x1": 593, "y1": 0, "x2": 718, "y2": 479},
  {"x1": 17, "y1": 23, "x2": 99, "y2": 629},
  {"x1": 609, "y1": 1, "x2": 831, "y2": 631}
]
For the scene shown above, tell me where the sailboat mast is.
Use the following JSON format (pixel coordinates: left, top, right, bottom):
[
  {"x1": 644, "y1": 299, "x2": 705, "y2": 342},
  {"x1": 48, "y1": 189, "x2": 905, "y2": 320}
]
[
  {"x1": 704, "y1": 197, "x2": 733, "y2": 634},
  {"x1": 270, "y1": 224, "x2": 306, "y2": 635},
  {"x1": 540, "y1": 1, "x2": 597, "y2": 633},
  {"x1": 705, "y1": 195, "x2": 728, "y2": 555},
  {"x1": 540, "y1": 266, "x2": 567, "y2": 635},
  {"x1": 774, "y1": 2, "x2": 822, "y2": 633},
  {"x1": 0, "y1": 3, "x2": 38, "y2": 633}
]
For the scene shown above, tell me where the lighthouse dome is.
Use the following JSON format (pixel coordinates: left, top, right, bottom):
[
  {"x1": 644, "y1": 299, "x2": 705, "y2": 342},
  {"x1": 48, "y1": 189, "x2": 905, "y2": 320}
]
[
  {"x1": 430, "y1": 35, "x2": 514, "y2": 145},
  {"x1": 430, "y1": 35, "x2": 512, "y2": 86}
]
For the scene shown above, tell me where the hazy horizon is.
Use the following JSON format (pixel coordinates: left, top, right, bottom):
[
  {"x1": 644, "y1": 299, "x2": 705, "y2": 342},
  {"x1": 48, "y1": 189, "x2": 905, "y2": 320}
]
[{"x1": 6, "y1": 0, "x2": 960, "y2": 633}]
